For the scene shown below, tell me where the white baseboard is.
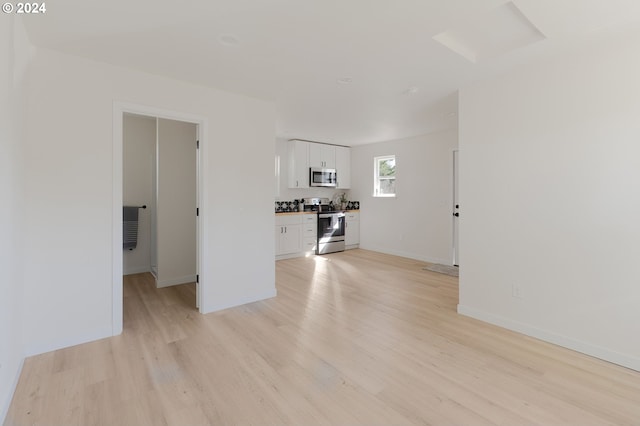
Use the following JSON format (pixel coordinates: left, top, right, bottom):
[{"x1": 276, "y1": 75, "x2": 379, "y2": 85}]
[
  {"x1": 1, "y1": 356, "x2": 25, "y2": 425},
  {"x1": 123, "y1": 266, "x2": 151, "y2": 275},
  {"x1": 457, "y1": 304, "x2": 640, "y2": 372},
  {"x1": 359, "y1": 244, "x2": 451, "y2": 265},
  {"x1": 24, "y1": 327, "x2": 113, "y2": 357},
  {"x1": 275, "y1": 252, "x2": 304, "y2": 261},
  {"x1": 201, "y1": 287, "x2": 277, "y2": 314},
  {"x1": 156, "y1": 274, "x2": 197, "y2": 288}
]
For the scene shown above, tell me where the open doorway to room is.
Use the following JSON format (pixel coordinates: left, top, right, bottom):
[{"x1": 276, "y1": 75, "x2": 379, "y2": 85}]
[
  {"x1": 113, "y1": 104, "x2": 205, "y2": 335},
  {"x1": 122, "y1": 114, "x2": 199, "y2": 313}
]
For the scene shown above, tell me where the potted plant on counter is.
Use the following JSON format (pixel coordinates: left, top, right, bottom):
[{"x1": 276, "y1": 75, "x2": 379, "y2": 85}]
[{"x1": 337, "y1": 193, "x2": 348, "y2": 210}]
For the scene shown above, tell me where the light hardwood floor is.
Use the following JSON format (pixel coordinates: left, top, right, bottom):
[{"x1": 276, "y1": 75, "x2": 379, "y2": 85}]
[{"x1": 6, "y1": 249, "x2": 640, "y2": 425}]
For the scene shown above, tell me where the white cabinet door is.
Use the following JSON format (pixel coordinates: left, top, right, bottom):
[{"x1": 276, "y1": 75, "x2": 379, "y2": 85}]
[
  {"x1": 287, "y1": 140, "x2": 309, "y2": 188},
  {"x1": 335, "y1": 146, "x2": 351, "y2": 189},
  {"x1": 276, "y1": 215, "x2": 303, "y2": 255},
  {"x1": 345, "y1": 212, "x2": 359, "y2": 247},
  {"x1": 309, "y1": 143, "x2": 336, "y2": 168},
  {"x1": 279, "y1": 224, "x2": 301, "y2": 255}
]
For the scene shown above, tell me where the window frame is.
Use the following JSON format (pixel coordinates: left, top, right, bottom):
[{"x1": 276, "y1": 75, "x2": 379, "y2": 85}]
[{"x1": 373, "y1": 155, "x2": 396, "y2": 198}]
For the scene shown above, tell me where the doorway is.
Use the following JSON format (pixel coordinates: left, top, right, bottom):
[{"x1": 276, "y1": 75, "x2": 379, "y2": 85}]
[
  {"x1": 123, "y1": 115, "x2": 198, "y2": 289},
  {"x1": 113, "y1": 103, "x2": 206, "y2": 335}
]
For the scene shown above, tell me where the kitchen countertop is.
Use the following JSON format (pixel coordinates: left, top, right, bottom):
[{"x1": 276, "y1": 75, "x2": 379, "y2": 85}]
[{"x1": 275, "y1": 210, "x2": 359, "y2": 215}]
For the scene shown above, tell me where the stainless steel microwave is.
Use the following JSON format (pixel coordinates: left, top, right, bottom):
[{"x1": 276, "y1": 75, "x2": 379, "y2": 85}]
[{"x1": 310, "y1": 167, "x2": 337, "y2": 187}]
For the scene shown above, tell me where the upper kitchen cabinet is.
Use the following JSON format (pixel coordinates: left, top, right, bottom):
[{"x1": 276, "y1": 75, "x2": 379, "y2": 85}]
[
  {"x1": 287, "y1": 140, "x2": 310, "y2": 188},
  {"x1": 287, "y1": 139, "x2": 350, "y2": 189},
  {"x1": 335, "y1": 145, "x2": 351, "y2": 189},
  {"x1": 309, "y1": 143, "x2": 336, "y2": 169}
]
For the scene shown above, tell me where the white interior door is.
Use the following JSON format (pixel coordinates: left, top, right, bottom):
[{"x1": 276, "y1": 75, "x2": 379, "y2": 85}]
[
  {"x1": 453, "y1": 150, "x2": 460, "y2": 266},
  {"x1": 156, "y1": 119, "x2": 198, "y2": 288}
]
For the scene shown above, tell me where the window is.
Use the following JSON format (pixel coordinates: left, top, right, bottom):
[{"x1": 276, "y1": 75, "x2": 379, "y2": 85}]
[{"x1": 374, "y1": 155, "x2": 396, "y2": 197}]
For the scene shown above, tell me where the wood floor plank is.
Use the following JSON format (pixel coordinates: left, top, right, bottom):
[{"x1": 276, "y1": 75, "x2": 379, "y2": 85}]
[{"x1": 5, "y1": 249, "x2": 640, "y2": 425}]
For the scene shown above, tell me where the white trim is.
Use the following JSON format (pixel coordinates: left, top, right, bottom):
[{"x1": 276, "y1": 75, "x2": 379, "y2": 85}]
[
  {"x1": 205, "y1": 288, "x2": 277, "y2": 313},
  {"x1": 452, "y1": 149, "x2": 459, "y2": 266},
  {"x1": 1, "y1": 356, "x2": 25, "y2": 425},
  {"x1": 113, "y1": 101, "x2": 208, "y2": 338},
  {"x1": 373, "y1": 154, "x2": 397, "y2": 197},
  {"x1": 275, "y1": 252, "x2": 305, "y2": 261},
  {"x1": 156, "y1": 274, "x2": 197, "y2": 288},
  {"x1": 24, "y1": 328, "x2": 111, "y2": 357},
  {"x1": 359, "y1": 245, "x2": 450, "y2": 265},
  {"x1": 457, "y1": 304, "x2": 640, "y2": 372},
  {"x1": 112, "y1": 104, "x2": 124, "y2": 335},
  {"x1": 123, "y1": 266, "x2": 151, "y2": 275}
]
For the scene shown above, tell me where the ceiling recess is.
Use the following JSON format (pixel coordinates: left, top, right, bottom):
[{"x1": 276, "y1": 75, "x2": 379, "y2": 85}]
[
  {"x1": 433, "y1": 1, "x2": 546, "y2": 63},
  {"x1": 404, "y1": 86, "x2": 419, "y2": 95},
  {"x1": 218, "y1": 34, "x2": 240, "y2": 46}
]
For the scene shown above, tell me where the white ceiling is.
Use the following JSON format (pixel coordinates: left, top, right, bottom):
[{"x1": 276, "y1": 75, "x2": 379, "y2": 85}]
[{"x1": 22, "y1": 0, "x2": 640, "y2": 145}]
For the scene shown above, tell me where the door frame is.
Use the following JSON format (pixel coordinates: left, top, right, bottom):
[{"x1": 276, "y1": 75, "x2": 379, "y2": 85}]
[
  {"x1": 112, "y1": 101, "x2": 207, "y2": 335},
  {"x1": 452, "y1": 149, "x2": 459, "y2": 266}
]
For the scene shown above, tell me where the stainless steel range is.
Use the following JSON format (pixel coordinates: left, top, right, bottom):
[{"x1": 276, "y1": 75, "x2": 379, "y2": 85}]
[
  {"x1": 317, "y1": 211, "x2": 345, "y2": 254},
  {"x1": 302, "y1": 198, "x2": 346, "y2": 255}
]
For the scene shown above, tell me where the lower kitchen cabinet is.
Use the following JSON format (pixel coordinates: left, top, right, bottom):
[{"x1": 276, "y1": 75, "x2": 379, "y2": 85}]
[
  {"x1": 276, "y1": 212, "x2": 357, "y2": 259},
  {"x1": 275, "y1": 215, "x2": 302, "y2": 256},
  {"x1": 301, "y1": 214, "x2": 318, "y2": 255},
  {"x1": 345, "y1": 211, "x2": 360, "y2": 248},
  {"x1": 276, "y1": 213, "x2": 316, "y2": 259}
]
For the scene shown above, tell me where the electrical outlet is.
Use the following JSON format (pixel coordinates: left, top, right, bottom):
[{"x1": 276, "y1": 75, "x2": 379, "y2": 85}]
[{"x1": 512, "y1": 284, "x2": 523, "y2": 299}]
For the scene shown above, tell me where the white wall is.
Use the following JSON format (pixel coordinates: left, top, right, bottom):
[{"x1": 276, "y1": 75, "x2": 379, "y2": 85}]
[
  {"x1": 0, "y1": 15, "x2": 31, "y2": 424},
  {"x1": 123, "y1": 114, "x2": 155, "y2": 275},
  {"x1": 156, "y1": 118, "x2": 197, "y2": 287},
  {"x1": 458, "y1": 30, "x2": 640, "y2": 370},
  {"x1": 275, "y1": 138, "x2": 349, "y2": 203},
  {"x1": 350, "y1": 130, "x2": 458, "y2": 263},
  {"x1": 21, "y1": 47, "x2": 276, "y2": 356}
]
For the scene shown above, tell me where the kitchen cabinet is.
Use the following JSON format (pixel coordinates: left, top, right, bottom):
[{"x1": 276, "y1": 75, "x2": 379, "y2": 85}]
[
  {"x1": 309, "y1": 143, "x2": 336, "y2": 169},
  {"x1": 301, "y1": 214, "x2": 317, "y2": 255},
  {"x1": 275, "y1": 215, "x2": 302, "y2": 256},
  {"x1": 287, "y1": 140, "x2": 309, "y2": 188},
  {"x1": 345, "y1": 211, "x2": 360, "y2": 248},
  {"x1": 335, "y1": 145, "x2": 351, "y2": 189},
  {"x1": 275, "y1": 213, "x2": 317, "y2": 259},
  {"x1": 288, "y1": 140, "x2": 350, "y2": 189}
]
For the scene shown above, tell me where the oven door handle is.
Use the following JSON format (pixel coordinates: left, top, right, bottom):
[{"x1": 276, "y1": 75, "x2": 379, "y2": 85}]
[{"x1": 318, "y1": 213, "x2": 345, "y2": 219}]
